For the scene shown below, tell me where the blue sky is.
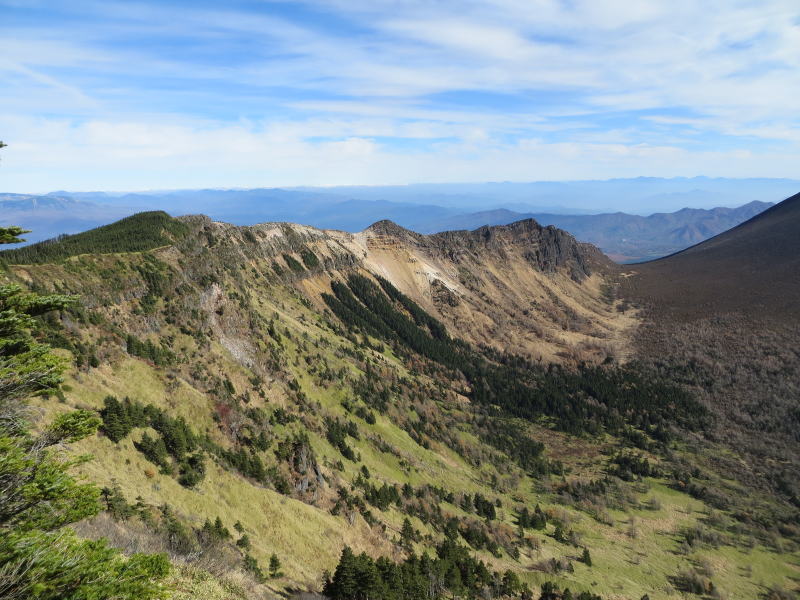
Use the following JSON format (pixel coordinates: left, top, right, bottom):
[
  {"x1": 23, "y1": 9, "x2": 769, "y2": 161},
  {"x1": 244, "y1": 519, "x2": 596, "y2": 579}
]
[{"x1": 1, "y1": 0, "x2": 799, "y2": 192}]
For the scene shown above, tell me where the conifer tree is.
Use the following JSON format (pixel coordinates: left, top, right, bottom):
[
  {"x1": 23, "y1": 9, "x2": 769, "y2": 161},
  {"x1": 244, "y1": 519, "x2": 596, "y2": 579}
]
[
  {"x1": 401, "y1": 517, "x2": 416, "y2": 548},
  {"x1": 582, "y1": 547, "x2": 592, "y2": 566},
  {"x1": 101, "y1": 481, "x2": 133, "y2": 521},
  {"x1": 243, "y1": 553, "x2": 265, "y2": 582},
  {"x1": 269, "y1": 553, "x2": 282, "y2": 578},
  {"x1": 325, "y1": 546, "x2": 358, "y2": 599},
  {"x1": 554, "y1": 525, "x2": 565, "y2": 543},
  {"x1": 0, "y1": 225, "x2": 170, "y2": 599}
]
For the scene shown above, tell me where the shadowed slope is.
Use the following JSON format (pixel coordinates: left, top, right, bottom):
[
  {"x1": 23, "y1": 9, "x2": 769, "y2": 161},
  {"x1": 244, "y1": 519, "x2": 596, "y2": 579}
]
[{"x1": 622, "y1": 192, "x2": 800, "y2": 320}]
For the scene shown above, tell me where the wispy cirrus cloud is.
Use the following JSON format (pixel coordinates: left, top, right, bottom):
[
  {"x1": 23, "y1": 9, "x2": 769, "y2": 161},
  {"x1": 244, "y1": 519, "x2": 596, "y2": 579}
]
[{"x1": 0, "y1": 0, "x2": 798, "y2": 192}]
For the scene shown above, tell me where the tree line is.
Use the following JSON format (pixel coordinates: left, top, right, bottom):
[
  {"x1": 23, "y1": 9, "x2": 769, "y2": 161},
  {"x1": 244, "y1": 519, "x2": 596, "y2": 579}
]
[
  {"x1": 323, "y1": 274, "x2": 709, "y2": 452},
  {"x1": 0, "y1": 211, "x2": 188, "y2": 264}
]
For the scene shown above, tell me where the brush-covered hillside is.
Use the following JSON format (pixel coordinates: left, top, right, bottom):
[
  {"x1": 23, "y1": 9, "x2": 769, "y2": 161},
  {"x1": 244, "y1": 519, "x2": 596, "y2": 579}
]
[
  {"x1": 1, "y1": 212, "x2": 797, "y2": 600},
  {"x1": 618, "y1": 191, "x2": 800, "y2": 560}
]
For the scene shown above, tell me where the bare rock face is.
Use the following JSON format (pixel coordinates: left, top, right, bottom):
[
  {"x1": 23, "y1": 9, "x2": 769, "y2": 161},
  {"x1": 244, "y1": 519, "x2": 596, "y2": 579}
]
[
  {"x1": 359, "y1": 219, "x2": 631, "y2": 364},
  {"x1": 289, "y1": 436, "x2": 324, "y2": 499},
  {"x1": 368, "y1": 218, "x2": 605, "y2": 282},
  {"x1": 467, "y1": 219, "x2": 597, "y2": 281}
]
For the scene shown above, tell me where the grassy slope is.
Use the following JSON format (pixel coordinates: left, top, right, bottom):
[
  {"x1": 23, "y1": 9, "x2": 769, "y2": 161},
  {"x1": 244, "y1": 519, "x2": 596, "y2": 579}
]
[{"x1": 19, "y1": 244, "x2": 798, "y2": 600}]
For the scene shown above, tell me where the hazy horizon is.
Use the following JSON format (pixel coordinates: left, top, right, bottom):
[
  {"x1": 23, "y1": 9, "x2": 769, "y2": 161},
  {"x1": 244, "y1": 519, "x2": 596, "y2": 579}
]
[
  {"x1": 3, "y1": 176, "x2": 793, "y2": 252},
  {"x1": 8, "y1": 174, "x2": 800, "y2": 196}
]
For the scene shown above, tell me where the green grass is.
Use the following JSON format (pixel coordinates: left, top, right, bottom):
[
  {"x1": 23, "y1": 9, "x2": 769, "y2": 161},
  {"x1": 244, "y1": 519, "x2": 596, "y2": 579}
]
[{"x1": 19, "y1": 242, "x2": 799, "y2": 600}]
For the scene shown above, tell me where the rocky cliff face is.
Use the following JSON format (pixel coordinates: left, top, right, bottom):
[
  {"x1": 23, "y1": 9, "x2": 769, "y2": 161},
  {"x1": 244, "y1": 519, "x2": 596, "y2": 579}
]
[
  {"x1": 365, "y1": 217, "x2": 602, "y2": 279},
  {"x1": 162, "y1": 215, "x2": 632, "y2": 364},
  {"x1": 348, "y1": 219, "x2": 632, "y2": 363},
  {"x1": 430, "y1": 219, "x2": 604, "y2": 281}
]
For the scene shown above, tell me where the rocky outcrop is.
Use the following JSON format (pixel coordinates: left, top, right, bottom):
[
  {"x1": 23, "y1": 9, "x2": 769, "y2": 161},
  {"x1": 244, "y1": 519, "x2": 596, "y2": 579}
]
[
  {"x1": 366, "y1": 218, "x2": 607, "y2": 282},
  {"x1": 357, "y1": 218, "x2": 631, "y2": 364}
]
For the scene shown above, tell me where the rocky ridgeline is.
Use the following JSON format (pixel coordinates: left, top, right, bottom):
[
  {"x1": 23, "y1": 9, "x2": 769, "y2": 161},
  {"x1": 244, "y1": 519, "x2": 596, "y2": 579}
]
[
  {"x1": 367, "y1": 217, "x2": 606, "y2": 281},
  {"x1": 174, "y1": 215, "x2": 362, "y2": 282},
  {"x1": 177, "y1": 215, "x2": 607, "y2": 285}
]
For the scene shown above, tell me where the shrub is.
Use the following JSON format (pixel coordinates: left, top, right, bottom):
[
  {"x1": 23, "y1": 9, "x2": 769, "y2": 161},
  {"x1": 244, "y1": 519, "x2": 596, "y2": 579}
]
[{"x1": 282, "y1": 253, "x2": 305, "y2": 273}]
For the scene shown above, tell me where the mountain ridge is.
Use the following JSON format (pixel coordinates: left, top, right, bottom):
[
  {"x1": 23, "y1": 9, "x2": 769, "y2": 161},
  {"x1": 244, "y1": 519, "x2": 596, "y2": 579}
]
[
  {"x1": 3, "y1": 211, "x2": 628, "y2": 364},
  {"x1": 623, "y1": 191, "x2": 800, "y2": 320},
  {"x1": 2, "y1": 185, "x2": 778, "y2": 261}
]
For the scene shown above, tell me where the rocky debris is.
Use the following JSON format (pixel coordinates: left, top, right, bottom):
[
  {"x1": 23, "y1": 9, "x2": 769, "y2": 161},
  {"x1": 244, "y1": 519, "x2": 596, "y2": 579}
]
[
  {"x1": 290, "y1": 436, "x2": 325, "y2": 498},
  {"x1": 430, "y1": 278, "x2": 460, "y2": 307}
]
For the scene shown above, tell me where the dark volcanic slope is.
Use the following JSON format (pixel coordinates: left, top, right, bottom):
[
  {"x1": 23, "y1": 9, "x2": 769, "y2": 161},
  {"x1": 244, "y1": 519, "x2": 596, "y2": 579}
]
[
  {"x1": 620, "y1": 193, "x2": 800, "y2": 509},
  {"x1": 622, "y1": 191, "x2": 800, "y2": 320}
]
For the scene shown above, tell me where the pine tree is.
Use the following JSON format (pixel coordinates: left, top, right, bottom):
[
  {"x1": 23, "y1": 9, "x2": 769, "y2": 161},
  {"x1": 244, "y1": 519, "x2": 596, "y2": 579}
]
[
  {"x1": 554, "y1": 525, "x2": 565, "y2": 543},
  {"x1": 243, "y1": 553, "x2": 265, "y2": 582},
  {"x1": 0, "y1": 225, "x2": 169, "y2": 599},
  {"x1": 101, "y1": 482, "x2": 133, "y2": 521},
  {"x1": 581, "y1": 547, "x2": 592, "y2": 566},
  {"x1": 401, "y1": 517, "x2": 416, "y2": 548},
  {"x1": 325, "y1": 546, "x2": 358, "y2": 599},
  {"x1": 100, "y1": 396, "x2": 132, "y2": 442},
  {"x1": 539, "y1": 581, "x2": 560, "y2": 600},
  {"x1": 501, "y1": 570, "x2": 522, "y2": 596},
  {"x1": 518, "y1": 506, "x2": 531, "y2": 528},
  {"x1": 0, "y1": 224, "x2": 27, "y2": 244},
  {"x1": 269, "y1": 553, "x2": 282, "y2": 578},
  {"x1": 533, "y1": 504, "x2": 547, "y2": 529},
  {"x1": 200, "y1": 517, "x2": 231, "y2": 546},
  {"x1": 214, "y1": 516, "x2": 231, "y2": 540}
]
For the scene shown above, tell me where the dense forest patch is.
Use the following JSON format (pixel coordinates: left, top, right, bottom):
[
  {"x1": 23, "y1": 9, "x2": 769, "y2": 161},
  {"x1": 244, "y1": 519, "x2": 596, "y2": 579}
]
[
  {"x1": 323, "y1": 274, "x2": 709, "y2": 442},
  {"x1": 0, "y1": 211, "x2": 188, "y2": 263}
]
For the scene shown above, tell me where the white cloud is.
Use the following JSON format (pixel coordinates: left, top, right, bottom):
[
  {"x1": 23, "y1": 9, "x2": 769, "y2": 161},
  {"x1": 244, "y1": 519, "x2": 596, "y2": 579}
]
[
  {"x1": 2, "y1": 115, "x2": 799, "y2": 193},
  {"x1": 1, "y1": 0, "x2": 799, "y2": 190}
]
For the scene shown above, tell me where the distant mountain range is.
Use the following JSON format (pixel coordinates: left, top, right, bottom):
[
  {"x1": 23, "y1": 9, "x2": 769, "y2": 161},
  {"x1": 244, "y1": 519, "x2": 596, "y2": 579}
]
[
  {"x1": 424, "y1": 201, "x2": 774, "y2": 262},
  {"x1": 0, "y1": 194, "x2": 137, "y2": 245},
  {"x1": 289, "y1": 177, "x2": 800, "y2": 213},
  {"x1": 1, "y1": 177, "x2": 787, "y2": 261}
]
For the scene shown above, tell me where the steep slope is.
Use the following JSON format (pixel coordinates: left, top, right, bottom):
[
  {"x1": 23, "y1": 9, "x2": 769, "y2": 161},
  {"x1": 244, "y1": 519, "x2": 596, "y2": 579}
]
[
  {"x1": 618, "y1": 191, "x2": 800, "y2": 521},
  {"x1": 622, "y1": 192, "x2": 800, "y2": 320},
  {"x1": 2, "y1": 212, "x2": 797, "y2": 600},
  {"x1": 337, "y1": 219, "x2": 634, "y2": 364}
]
